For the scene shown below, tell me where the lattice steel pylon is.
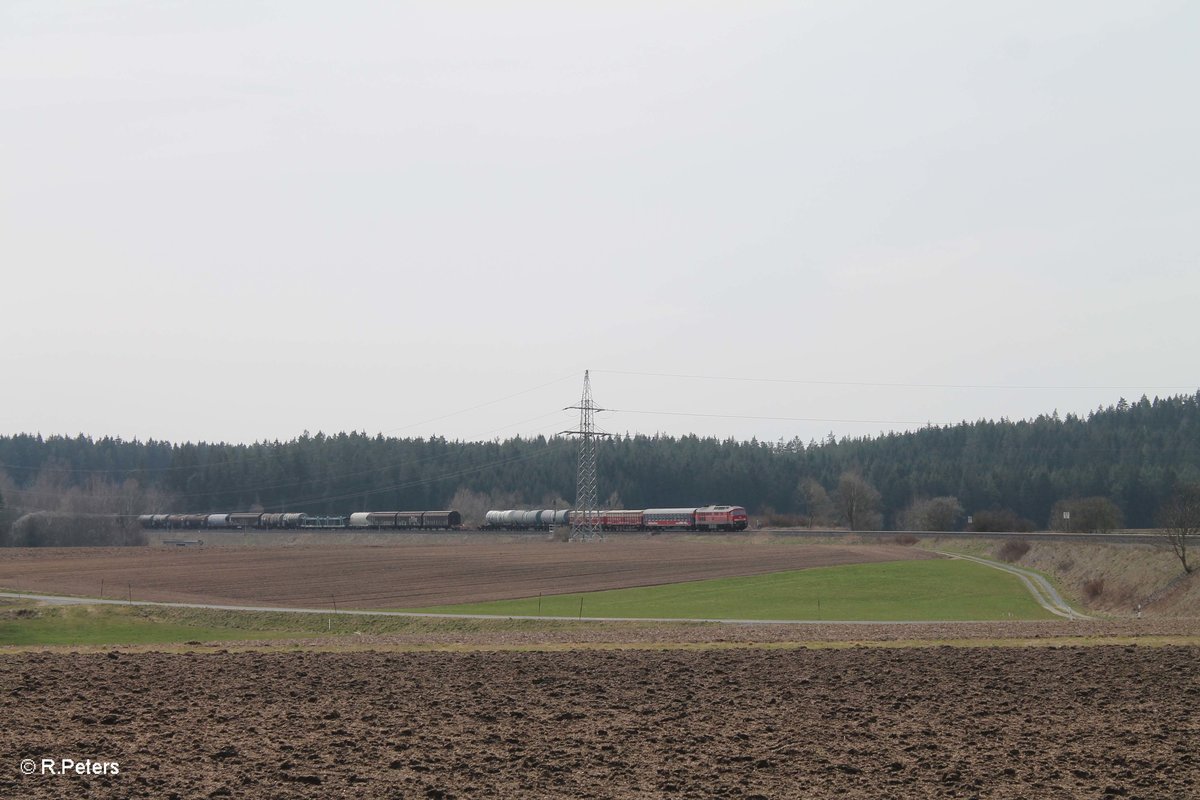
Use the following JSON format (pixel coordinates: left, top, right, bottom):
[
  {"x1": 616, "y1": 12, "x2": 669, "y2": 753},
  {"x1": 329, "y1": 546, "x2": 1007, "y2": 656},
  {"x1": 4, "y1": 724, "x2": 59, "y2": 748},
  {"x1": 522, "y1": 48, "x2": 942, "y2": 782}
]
[{"x1": 562, "y1": 370, "x2": 610, "y2": 541}]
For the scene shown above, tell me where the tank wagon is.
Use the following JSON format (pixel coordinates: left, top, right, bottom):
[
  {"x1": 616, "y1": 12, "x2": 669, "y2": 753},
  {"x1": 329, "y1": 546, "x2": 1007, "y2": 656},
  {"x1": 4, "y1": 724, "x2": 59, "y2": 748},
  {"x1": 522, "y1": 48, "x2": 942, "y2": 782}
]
[
  {"x1": 140, "y1": 512, "x2": 311, "y2": 530},
  {"x1": 483, "y1": 509, "x2": 570, "y2": 530},
  {"x1": 483, "y1": 505, "x2": 747, "y2": 532}
]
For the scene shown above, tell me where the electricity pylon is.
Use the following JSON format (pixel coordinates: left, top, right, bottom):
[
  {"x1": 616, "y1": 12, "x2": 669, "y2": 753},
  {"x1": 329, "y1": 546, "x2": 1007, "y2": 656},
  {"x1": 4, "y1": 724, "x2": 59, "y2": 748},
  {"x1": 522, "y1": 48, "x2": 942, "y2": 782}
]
[{"x1": 562, "y1": 370, "x2": 610, "y2": 541}]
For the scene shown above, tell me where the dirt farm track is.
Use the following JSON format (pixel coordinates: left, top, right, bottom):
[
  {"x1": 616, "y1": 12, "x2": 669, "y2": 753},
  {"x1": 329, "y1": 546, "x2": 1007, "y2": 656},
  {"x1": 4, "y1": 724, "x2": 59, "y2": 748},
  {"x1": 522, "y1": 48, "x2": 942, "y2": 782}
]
[
  {"x1": 0, "y1": 540, "x2": 937, "y2": 608},
  {"x1": 2, "y1": 646, "x2": 1197, "y2": 799}
]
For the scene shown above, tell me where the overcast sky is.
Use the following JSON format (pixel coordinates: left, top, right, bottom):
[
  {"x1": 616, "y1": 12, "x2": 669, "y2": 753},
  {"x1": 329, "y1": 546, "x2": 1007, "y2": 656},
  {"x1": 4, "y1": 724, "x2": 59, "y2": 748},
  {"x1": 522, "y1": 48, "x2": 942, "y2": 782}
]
[{"x1": 2, "y1": 1, "x2": 1197, "y2": 446}]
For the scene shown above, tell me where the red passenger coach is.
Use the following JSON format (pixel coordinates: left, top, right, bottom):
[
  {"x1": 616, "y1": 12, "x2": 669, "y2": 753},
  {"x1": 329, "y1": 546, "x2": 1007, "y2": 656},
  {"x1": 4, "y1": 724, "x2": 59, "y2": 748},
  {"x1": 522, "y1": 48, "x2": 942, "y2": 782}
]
[
  {"x1": 694, "y1": 505, "x2": 749, "y2": 531},
  {"x1": 601, "y1": 509, "x2": 644, "y2": 531},
  {"x1": 642, "y1": 508, "x2": 698, "y2": 529}
]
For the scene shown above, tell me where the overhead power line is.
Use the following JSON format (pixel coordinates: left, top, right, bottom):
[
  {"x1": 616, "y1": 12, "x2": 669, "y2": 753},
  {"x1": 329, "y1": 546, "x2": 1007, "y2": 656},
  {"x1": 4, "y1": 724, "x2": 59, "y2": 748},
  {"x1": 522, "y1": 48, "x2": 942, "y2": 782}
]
[
  {"x1": 595, "y1": 369, "x2": 1197, "y2": 392},
  {"x1": 375, "y1": 372, "x2": 578, "y2": 435},
  {"x1": 605, "y1": 408, "x2": 952, "y2": 426},
  {"x1": 562, "y1": 370, "x2": 609, "y2": 541}
]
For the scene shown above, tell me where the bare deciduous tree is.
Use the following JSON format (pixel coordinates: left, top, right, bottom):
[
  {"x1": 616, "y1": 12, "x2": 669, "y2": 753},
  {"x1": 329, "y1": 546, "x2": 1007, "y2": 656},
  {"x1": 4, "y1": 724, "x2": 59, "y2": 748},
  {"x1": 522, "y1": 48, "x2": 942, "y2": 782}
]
[
  {"x1": 835, "y1": 472, "x2": 882, "y2": 531},
  {"x1": 1049, "y1": 496, "x2": 1123, "y2": 533},
  {"x1": 0, "y1": 468, "x2": 172, "y2": 547},
  {"x1": 900, "y1": 496, "x2": 965, "y2": 532},
  {"x1": 1159, "y1": 483, "x2": 1200, "y2": 574},
  {"x1": 797, "y1": 478, "x2": 833, "y2": 528},
  {"x1": 446, "y1": 487, "x2": 570, "y2": 529}
]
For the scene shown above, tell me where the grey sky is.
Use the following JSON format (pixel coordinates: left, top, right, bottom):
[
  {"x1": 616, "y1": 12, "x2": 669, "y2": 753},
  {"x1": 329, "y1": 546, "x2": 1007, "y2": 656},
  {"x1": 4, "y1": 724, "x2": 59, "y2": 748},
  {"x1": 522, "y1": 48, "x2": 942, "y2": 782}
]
[{"x1": 3, "y1": 1, "x2": 1197, "y2": 445}]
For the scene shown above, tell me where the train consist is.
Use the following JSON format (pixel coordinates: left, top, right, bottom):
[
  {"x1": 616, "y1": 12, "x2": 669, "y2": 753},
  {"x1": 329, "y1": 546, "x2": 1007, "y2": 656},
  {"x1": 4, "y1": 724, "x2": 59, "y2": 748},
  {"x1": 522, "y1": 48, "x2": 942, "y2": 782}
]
[
  {"x1": 347, "y1": 510, "x2": 462, "y2": 529},
  {"x1": 139, "y1": 505, "x2": 747, "y2": 532},
  {"x1": 139, "y1": 510, "x2": 462, "y2": 531},
  {"x1": 483, "y1": 505, "x2": 748, "y2": 532}
]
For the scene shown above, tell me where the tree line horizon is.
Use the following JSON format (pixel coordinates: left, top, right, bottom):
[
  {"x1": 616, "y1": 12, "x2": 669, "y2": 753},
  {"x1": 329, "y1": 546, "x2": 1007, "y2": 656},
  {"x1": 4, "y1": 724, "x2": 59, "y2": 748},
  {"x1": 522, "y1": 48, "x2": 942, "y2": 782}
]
[{"x1": 1, "y1": 392, "x2": 1198, "y2": 536}]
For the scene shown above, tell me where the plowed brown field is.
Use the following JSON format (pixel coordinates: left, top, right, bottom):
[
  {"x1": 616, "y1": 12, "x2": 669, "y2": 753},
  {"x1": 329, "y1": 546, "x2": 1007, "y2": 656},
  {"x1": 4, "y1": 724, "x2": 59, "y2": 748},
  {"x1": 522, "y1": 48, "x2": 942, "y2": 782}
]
[
  {"x1": 0, "y1": 541, "x2": 935, "y2": 608},
  {"x1": 2, "y1": 646, "x2": 1196, "y2": 799}
]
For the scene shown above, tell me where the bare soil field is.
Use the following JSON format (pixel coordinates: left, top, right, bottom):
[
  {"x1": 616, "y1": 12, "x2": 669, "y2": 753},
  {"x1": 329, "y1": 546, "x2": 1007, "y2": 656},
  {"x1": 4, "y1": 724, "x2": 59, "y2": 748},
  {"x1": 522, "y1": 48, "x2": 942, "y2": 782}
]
[
  {"x1": 217, "y1": 616, "x2": 1200, "y2": 651},
  {"x1": 2, "y1": 646, "x2": 1195, "y2": 799},
  {"x1": 0, "y1": 541, "x2": 936, "y2": 609}
]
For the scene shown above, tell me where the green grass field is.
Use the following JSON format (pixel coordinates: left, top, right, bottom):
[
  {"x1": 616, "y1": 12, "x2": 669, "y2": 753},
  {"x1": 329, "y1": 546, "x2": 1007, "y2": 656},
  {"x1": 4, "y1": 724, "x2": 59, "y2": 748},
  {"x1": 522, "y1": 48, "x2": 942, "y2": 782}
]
[
  {"x1": 0, "y1": 601, "x2": 639, "y2": 647},
  {"x1": 404, "y1": 559, "x2": 1057, "y2": 621},
  {"x1": 0, "y1": 558, "x2": 1057, "y2": 646},
  {"x1": 0, "y1": 604, "x2": 310, "y2": 646}
]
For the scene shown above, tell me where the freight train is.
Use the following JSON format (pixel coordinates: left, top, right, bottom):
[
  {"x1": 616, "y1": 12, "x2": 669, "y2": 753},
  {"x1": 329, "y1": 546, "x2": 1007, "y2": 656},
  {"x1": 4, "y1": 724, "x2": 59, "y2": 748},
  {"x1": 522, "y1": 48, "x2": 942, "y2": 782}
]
[
  {"x1": 139, "y1": 504, "x2": 747, "y2": 532},
  {"x1": 138, "y1": 510, "x2": 463, "y2": 531},
  {"x1": 483, "y1": 505, "x2": 748, "y2": 532}
]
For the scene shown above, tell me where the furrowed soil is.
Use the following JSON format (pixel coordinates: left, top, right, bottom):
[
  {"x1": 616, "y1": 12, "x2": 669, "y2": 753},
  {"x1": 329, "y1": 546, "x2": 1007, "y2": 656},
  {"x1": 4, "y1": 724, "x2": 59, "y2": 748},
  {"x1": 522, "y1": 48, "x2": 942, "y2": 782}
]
[
  {"x1": 0, "y1": 540, "x2": 936, "y2": 608},
  {"x1": 2, "y1": 646, "x2": 1196, "y2": 799}
]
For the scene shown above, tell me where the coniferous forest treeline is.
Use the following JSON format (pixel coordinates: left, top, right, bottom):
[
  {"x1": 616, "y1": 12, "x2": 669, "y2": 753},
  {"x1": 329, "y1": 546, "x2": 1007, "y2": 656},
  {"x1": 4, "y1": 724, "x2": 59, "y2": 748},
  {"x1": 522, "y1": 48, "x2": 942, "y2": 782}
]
[{"x1": 1, "y1": 393, "x2": 1198, "y2": 534}]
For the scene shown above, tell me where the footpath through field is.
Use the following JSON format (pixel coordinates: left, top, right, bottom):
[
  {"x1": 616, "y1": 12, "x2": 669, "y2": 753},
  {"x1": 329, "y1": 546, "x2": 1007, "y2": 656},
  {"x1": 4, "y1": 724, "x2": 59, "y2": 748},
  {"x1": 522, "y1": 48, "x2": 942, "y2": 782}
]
[
  {"x1": 0, "y1": 542, "x2": 1085, "y2": 623},
  {"x1": 0, "y1": 588, "x2": 1061, "y2": 626}
]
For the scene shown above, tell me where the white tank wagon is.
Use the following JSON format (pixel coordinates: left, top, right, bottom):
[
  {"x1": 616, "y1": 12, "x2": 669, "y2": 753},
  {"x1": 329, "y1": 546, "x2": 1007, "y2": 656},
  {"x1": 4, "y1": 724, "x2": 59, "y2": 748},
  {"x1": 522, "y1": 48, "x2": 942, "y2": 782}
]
[{"x1": 483, "y1": 509, "x2": 572, "y2": 530}]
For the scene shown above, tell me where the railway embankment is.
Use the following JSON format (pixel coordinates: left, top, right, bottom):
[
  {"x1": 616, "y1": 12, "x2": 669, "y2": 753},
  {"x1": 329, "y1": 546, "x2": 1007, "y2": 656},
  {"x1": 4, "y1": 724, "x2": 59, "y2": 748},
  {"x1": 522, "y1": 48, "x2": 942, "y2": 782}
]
[{"x1": 925, "y1": 536, "x2": 1198, "y2": 617}]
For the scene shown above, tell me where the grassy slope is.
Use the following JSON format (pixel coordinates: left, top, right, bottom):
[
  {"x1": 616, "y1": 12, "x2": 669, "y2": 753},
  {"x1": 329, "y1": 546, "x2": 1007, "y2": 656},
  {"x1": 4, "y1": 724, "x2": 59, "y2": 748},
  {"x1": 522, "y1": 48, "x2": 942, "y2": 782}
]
[
  {"x1": 404, "y1": 559, "x2": 1055, "y2": 621},
  {"x1": 927, "y1": 536, "x2": 1197, "y2": 616}
]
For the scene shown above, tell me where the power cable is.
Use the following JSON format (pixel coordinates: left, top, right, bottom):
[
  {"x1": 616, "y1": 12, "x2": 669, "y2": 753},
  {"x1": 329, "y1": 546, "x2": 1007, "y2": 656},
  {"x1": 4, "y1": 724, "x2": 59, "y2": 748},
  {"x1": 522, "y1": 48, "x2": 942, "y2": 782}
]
[
  {"x1": 595, "y1": 369, "x2": 1197, "y2": 392},
  {"x1": 604, "y1": 408, "x2": 953, "y2": 426}
]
